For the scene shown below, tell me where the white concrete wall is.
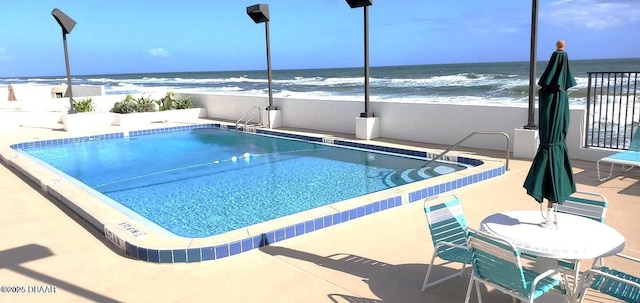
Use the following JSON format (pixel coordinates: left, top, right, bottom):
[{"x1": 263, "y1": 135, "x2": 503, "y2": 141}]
[
  {"x1": 373, "y1": 102, "x2": 522, "y2": 151},
  {"x1": 1, "y1": 84, "x2": 105, "y2": 102},
  {"x1": 0, "y1": 92, "x2": 170, "y2": 127},
  {"x1": 2, "y1": 88, "x2": 615, "y2": 162},
  {"x1": 1, "y1": 85, "x2": 59, "y2": 102},
  {"x1": 178, "y1": 93, "x2": 267, "y2": 123},
  {"x1": 177, "y1": 93, "x2": 615, "y2": 162},
  {"x1": 278, "y1": 98, "x2": 362, "y2": 133}
]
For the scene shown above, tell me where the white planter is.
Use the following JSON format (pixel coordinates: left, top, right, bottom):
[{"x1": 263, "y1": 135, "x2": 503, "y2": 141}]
[
  {"x1": 113, "y1": 112, "x2": 164, "y2": 128},
  {"x1": 63, "y1": 112, "x2": 115, "y2": 132},
  {"x1": 113, "y1": 108, "x2": 203, "y2": 128},
  {"x1": 164, "y1": 108, "x2": 202, "y2": 123}
]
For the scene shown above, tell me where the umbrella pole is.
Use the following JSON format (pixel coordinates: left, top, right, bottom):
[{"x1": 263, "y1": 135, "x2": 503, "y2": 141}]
[{"x1": 541, "y1": 200, "x2": 558, "y2": 229}]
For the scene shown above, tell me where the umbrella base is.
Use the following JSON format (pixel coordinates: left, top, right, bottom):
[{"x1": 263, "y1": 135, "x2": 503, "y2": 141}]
[{"x1": 539, "y1": 206, "x2": 558, "y2": 230}]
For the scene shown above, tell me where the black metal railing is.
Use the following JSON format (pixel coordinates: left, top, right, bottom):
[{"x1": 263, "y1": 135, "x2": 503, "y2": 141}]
[{"x1": 585, "y1": 72, "x2": 639, "y2": 150}]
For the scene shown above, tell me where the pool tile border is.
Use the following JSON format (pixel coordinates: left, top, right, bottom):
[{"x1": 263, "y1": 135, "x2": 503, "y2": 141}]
[{"x1": 8, "y1": 123, "x2": 505, "y2": 263}]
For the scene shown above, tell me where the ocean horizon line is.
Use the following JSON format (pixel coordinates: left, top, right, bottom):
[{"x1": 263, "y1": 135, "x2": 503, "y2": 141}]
[
  {"x1": 2, "y1": 58, "x2": 637, "y2": 108},
  {"x1": 2, "y1": 57, "x2": 639, "y2": 80}
]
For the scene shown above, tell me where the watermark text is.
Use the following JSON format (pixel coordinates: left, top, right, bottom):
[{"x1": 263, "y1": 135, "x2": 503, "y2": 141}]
[{"x1": 1, "y1": 285, "x2": 57, "y2": 294}]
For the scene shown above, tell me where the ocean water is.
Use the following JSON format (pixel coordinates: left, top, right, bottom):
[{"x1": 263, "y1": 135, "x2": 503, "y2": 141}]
[{"x1": 2, "y1": 58, "x2": 639, "y2": 107}]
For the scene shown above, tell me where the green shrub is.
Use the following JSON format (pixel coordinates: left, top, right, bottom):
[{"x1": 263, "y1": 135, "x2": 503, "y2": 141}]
[
  {"x1": 155, "y1": 91, "x2": 192, "y2": 110},
  {"x1": 73, "y1": 98, "x2": 93, "y2": 113},
  {"x1": 136, "y1": 95, "x2": 156, "y2": 112},
  {"x1": 110, "y1": 94, "x2": 137, "y2": 114},
  {"x1": 110, "y1": 93, "x2": 191, "y2": 114},
  {"x1": 156, "y1": 91, "x2": 176, "y2": 111},
  {"x1": 172, "y1": 96, "x2": 192, "y2": 110}
]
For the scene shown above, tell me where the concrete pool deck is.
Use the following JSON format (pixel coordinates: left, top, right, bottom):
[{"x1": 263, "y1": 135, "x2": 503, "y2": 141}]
[{"x1": 1, "y1": 119, "x2": 639, "y2": 303}]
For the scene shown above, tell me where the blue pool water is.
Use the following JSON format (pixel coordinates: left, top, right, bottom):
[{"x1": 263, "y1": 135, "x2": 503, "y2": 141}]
[{"x1": 21, "y1": 127, "x2": 466, "y2": 237}]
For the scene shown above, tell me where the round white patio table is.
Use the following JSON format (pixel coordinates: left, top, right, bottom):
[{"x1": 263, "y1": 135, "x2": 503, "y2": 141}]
[
  {"x1": 480, "y1": 210, "x2": 626, "y2": 302},
  {"x1": 480, "y1": 210, "x2": 625, "y2": 259}
]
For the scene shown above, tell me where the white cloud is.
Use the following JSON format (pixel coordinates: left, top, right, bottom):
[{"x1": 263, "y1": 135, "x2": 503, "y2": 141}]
[
  {"x1": 149, "y1": 48, "x2": 169, "y2": 57},
  {"x1": 543, "y1": 0, "x2": 640, "y2": 29},
  {"x1": 0, "y1": 47, "x2": 12, "y2": 61}
]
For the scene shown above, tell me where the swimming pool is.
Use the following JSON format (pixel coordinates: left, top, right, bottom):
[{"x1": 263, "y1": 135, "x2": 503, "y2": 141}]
[
  {"x1": 20, "y1": 126, "x2": 466, "y2": 238},
  {"x1": 3, "y1": 123, "x2": 505, "y2": 263}
]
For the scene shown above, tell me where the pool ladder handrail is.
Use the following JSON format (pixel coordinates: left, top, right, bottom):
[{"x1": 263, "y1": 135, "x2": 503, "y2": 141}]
[
  {"x1": 236, "y1": 105, "x2": 263, "y2": 131},
  {"x1": 421, "y1": 131, "x2": 510, "y2": 171}
]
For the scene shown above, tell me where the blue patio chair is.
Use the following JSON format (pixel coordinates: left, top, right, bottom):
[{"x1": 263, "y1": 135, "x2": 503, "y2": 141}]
[
  {"x1": 577, "y1": 253, "x2": 640, "y2": 303},
  {"x1": 597, "y1": 126, "x2": 640, "y2": 181},
  {"x1": 464, "y1": 228, "x2": 569, "y2": 303},
  {"x1": 421, "y1": 193, "x2": 473, "y2": 291},
  {"x1": 556, "y1": 190, "x2": 607, "y2": 223},
  {"x1": 554, "y1": 191, "x2": 608, "y2": 270}
]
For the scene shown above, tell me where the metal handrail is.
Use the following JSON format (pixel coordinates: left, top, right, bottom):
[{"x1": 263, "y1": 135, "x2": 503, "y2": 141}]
[
  {"x1": 235, "y1": 106, "x2": 262, "y2": 131},
  {"x1": 421, "y1": 131, "x2": 510, "y2": 171}
]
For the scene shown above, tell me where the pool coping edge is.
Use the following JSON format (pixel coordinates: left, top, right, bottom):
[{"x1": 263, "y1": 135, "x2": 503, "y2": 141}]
[{"x1": 1, "y1": 123, "x2": 505, "y2": 263}]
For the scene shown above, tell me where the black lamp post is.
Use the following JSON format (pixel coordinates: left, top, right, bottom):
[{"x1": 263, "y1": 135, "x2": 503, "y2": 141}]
[
  {"x1": 51, "y1": 8, "x2": 77, "y2": 114},
  {"x1": 525, "y1": 0, "x2": 539, "y2": 129},
  {"x1": 346, "y1": 0, "x2": 373, "y2": 118},
  {"x1": 247, "y1": 4, "x2": 275, "y2": 110}
]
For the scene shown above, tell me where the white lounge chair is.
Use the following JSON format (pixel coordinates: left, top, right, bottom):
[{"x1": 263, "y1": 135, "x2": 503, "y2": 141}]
[{"x1": 597, "y1": 127, "x2": 640, "y2": 181}]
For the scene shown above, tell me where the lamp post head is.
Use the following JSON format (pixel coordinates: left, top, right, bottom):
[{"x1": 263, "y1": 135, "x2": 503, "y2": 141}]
[
  {"x1": 345, "y1": 0, "x2": 372, "y2": 8},
  {"x1": 52, "y1": 8, "x2": 76, "y2": 34},
  {"x1": 247, "y1": 4, "x2": 269, "y2": 23}
]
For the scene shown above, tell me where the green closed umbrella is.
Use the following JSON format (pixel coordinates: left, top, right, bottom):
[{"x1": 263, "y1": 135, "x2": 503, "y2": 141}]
[{"x1": 523, "y1": 41, "x2": 577, "y2": 208}]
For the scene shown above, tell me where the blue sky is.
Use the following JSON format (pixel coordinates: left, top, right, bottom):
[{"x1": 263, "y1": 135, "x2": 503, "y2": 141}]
[{"x1": 1, "y1": 0, "x2": 638, "y2": 77}]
